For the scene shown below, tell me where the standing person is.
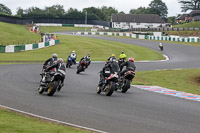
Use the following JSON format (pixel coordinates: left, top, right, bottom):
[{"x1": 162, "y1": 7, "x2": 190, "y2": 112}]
[
  {"x1": 118, "y1": 51, "x2": 127, "y2": 67},
  {"x1": 70, "y1": 50, "x2": 77, "y2": 64},
  {"x1": 159, "y1": 43, "x2": 163, "y2": 51}
]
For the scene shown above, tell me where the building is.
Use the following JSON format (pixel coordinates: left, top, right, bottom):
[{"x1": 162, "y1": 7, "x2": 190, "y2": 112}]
[
  {"x1": 176, "y1": 10, "x2": 200, "y2": 23},
  {"x1": 111, "y1": 14, "x2": 165, "y2": 29}
]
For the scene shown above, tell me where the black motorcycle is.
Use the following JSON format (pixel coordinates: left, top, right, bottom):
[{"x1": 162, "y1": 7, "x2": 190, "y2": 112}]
[
  {"x1": 116, "y1": 70, "x2": 135, "y2": 93},
  {"x1": 96, "y1": 72, "x2": 118, "y2": 96},
  {"x1": 38, "y1": 70, "x2": 63, "y2": 96},
  {"x1": 76, "y1": 59, "x2": 88, "y2": 74}
]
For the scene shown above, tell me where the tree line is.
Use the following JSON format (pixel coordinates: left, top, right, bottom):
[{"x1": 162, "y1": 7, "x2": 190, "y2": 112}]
[{"x1": 0, "y1": 0, "x2": 200, "y2": 23}]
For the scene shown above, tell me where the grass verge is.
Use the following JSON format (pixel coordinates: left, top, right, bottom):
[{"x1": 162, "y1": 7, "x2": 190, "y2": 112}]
[
  {"x1": 0, "y1": 35, "x2": 164, "y2": 62},
  {"x1": 0, "y1": 107, "x2": 91, "y2": 133},
  {"x1": 0, "y1": 22, "x2": 41, "y2": 45},
  {"x1": 133, "y1": 69, "x2": 200, "y2": 95}
]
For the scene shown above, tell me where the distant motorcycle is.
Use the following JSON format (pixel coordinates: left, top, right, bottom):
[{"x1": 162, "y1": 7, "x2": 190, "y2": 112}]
[
  {"x1": 116, "y1": 70, "x2": 135, "y2": 93},
  {"x1": 76, "y1": 59, "x2": 88, "y2": 74},
  {"x1": 66, "y1": 56, "x2": 74, "y2": 68},
  {"x1": 96, "y1": 72, "x2": 118, "y2": 96},
  {"x1": 38, "y1": 69, "x2": 63, "y2": 96},
  {"x1": 159, "y1": 43, "x2": 163, "y2": 51}
]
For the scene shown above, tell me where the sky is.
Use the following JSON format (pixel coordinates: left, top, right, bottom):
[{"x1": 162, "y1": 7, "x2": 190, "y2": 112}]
[{"x1": 1, "y1": 0, "x2": 184, "y2": 17}]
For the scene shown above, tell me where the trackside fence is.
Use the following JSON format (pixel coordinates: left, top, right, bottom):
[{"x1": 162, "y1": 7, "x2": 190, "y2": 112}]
[
  {"x1": 0, "y1": 39, "x2": 60, "y2": 53},
  {"x1": 75, "y1": 32, "x2": 200, "y2": 43}
]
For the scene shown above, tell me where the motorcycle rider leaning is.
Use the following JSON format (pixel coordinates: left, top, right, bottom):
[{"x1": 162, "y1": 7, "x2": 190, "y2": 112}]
[
  {"x1": 79, "y1": 53, "x2": 91, "y2": 67},
  {"x1": 43, "y1": 53, "x2": 58, "y2": 70},
  {"x1": 70, "y1": 50, "x2": 77, "y2": 64},
  {"x1": 118, "y1": 51, "x2": 127, "y2": 67},
  {"x1": 98, "y1": 57, "x2": 119, "y2": 87},
  {"x1": 119, "y1": 57, "x2": 136, "y2": 77},
  {"x1": 46, "y1": 58, "x2": 66, "y2": 89}
]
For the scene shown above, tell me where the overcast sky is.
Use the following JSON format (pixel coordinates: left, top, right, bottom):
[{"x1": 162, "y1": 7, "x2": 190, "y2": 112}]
[{"x1": 1, "y1": 0, "x2": 184, "y2": 17}]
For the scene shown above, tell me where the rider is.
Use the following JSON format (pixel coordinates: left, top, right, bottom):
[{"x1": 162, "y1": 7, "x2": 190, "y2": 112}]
[
  {"x1": 46, "y1": 58, "x2": 66, "y2": 91},
  {"x1": 118, "y1": 51, "x2": 127, "y2": 67},
  {"x1": 98, "y1": 57, "x2": 119, "y2": 87},
  {"x1": 159, "y1": 43, "x2": 163, "y2": 51},
  {"x1": 79, "y1": 53, "x2": 91, "y2": 67},
  {"x1": 119, "y1": 57, "x2": 136, "y2": 78},
  {"x1": 107, "y1": 54, "x2": 116, "y2": 63},
  {"x1": 69, "y1": 50, "x2": 77, "y2": 64},
  {"x1": 43, "y1": 53, "x2": 58, "y2": 71}
]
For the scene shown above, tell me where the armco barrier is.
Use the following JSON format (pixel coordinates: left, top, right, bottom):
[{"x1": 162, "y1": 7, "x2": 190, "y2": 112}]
[
  {"x1": 76, "y1": 32, "x2": 200, "y2": 43},
  {"x1": 0, "y1": 40, "x2": 60, "y2": 53}
]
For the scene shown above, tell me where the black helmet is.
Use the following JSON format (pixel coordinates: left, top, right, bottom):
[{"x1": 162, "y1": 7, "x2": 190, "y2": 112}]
[{"x1": 121, "y1": 51, "x2": 124, "y2": 54}]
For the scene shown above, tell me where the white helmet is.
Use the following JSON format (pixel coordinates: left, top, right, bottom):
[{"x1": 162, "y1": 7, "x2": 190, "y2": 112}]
[
  {"x1": 52, "y1": 53, "x2": 58, "y2": 58},
  {"x1": 72, "y1": 50, "x2": 75, "y2": 53},
  {"x1": 57, "y1": 58, "x2": 63, "y2": 63}
]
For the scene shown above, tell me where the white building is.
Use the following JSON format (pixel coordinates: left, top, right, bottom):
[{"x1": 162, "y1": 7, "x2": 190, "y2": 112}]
[{"x1": 111, "y1": 14, "x2": 165, "y2": 29}]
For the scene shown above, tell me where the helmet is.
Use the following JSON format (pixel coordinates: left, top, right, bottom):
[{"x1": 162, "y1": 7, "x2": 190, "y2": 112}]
[
  {"x1": 57, "y1": 58, "x2": 63, "y2": 63},
  {"x1": 121, "y1": 51, "x2": 124, "y2": 54},
  {"x1": 112, "y1": 54, "x2": 116, "y2": 57},
  {"x1": 72, "y1": 50, "x2": 75, "y2": 53},
  {"x1": 128, "y1": 57, "x2": 134, "y2": 62},
  {"x1": 86, "y1": 54, "x2": 90, "y2": 58},
  {"x1": 52, "y1": 53, "x2": 58, "y2": 58},
  {"x1": 109, "y1": 57, "x2": 116, "y2": 62}
]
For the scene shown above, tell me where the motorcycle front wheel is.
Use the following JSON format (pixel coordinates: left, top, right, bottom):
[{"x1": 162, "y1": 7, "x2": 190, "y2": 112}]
[
  {"x1": 47, "y1": 81, "x2": 58, "y2": 96},
  {"x1": 105, "y1": 81, "x2": 115, "y2": 96}
]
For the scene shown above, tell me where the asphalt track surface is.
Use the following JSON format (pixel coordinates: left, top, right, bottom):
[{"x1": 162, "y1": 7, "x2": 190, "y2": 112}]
[{"x1": 1, "y1": 33, "x2": 200, "y2": 133}]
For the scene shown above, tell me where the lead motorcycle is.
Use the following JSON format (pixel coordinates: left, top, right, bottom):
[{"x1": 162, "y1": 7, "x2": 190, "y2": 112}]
[
  {"x1": 76, "y1": 59, "x2": 88, "y2": 74},
  {"x1": 38, "y1": 68, "x2": 63, "y2": 96},
  {"x1": 116, "y1": 70, "x2": 135, "y2": 93},
  {"x1": 96, "y1": 71, "x2": 118, "y2": 96}
]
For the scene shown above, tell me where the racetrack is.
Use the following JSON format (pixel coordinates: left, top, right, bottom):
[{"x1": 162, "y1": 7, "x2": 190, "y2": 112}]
[{"x1": 1, "y1": 34, "x2": 200, "y2": 133}]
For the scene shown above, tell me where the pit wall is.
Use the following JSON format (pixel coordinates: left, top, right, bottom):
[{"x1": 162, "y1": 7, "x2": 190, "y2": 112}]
[
  {"x1": 0, "y1": 39, "x2": 60, "y2": 53},
  {"x1": 76, "y1": 32, "x2": 200, "y2": 43}
]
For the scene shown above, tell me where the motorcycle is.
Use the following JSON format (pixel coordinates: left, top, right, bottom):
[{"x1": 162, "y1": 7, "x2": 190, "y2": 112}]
[
  {"x1": 76, "y1": 59, "x2": 88, "y2": 74},
  {"x1": 96, "y1": 72, "x2": 118, "y2": 96},
  {"x1": 66, "y1": 56, "x2": 74, "y2": 68},
  {"x1": 116, "y1": 70, "x2": 135, "y2": 93},
  {"x1": 38, "y1": 69, "x2": 63, "y2": 96},
  {"x1": 159, "y1": 45, "x2": 163, "y2": 51}
]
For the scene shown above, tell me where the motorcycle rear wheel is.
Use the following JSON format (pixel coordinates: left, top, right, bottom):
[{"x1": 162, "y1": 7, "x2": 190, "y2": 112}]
[{"x1": 121, "y1": 79, "x2": 131, "y2": 93}]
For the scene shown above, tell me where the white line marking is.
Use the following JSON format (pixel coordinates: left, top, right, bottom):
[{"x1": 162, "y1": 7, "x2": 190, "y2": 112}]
[{"x1": 0, "y1": 104, "x2": 107, "y2": 133}]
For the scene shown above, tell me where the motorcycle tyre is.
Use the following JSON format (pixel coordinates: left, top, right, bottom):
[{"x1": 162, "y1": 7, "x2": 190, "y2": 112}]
[
  {"x1": 105, "y1": 81, "x2": 115, "y2": 96},
  {"x1": 121, "y1": 79, "x2": 131, "y2": 93},
  {"x1": 47, "y1": 81, "x2": 58, "y2": 96}
]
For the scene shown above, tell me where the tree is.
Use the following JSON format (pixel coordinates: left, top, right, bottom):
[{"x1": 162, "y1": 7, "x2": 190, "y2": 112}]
[
  {"x1": 178, "y1": 0, "x2": 200, "y2": 12},
  {"x1": 129, "y1": 7, "x2": 150, "y2": 14},
  {"x1": 101, "y1": 6, "x2": 118, "y2": 21},
  {"x1": 167, "y1": 16, "x2": 176, "y2": 24},
  {"x1": 65, "y1": 8, "x2": 84, "y2": 18},
  {"x1": 16, "y1": 7, "x2": 24, "y2": 17},
  {"x1": 83, "y1": 7, "x2": 104, "y2": 20},
  {"x1": 149, "y1": 0, "x2": 168, "y2": 19},
  {"x1": 0, "y1": 4, "x2": 12, "y2": 15},
  {"x1": 44, "y1": 5, "x2": 65, "y2": 18}
]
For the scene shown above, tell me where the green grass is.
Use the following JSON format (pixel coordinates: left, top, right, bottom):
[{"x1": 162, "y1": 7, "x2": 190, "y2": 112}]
[
  {"x1": 166, "y1": 31, "x2": 200, "y2": 37},
  {"x1": 133, "y1": 69, "x2": 200, "y2": 95},
  {"x1": 0, "y1": 22, "x2": 41, "y2": 45},
  {"x1": 39, "y1": 27, "x2": 91, "y2": 33},
  {"x1": 0, "y1": 35, "x2": 164, "y2": 61},
  {"x1": 0, "y1": 107, "x2": 91, "y2": 133},
  {"x1": 173, "y1": 21, "x2": 200, "y2": 28}
]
